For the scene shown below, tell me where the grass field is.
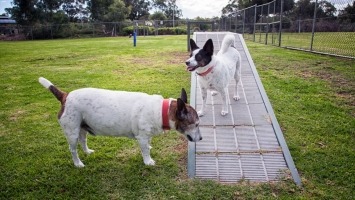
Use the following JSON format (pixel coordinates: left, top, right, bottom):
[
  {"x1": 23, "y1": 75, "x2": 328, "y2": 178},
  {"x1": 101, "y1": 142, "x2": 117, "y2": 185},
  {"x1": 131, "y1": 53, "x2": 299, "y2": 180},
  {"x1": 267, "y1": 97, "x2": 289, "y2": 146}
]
[
  {"x1": 0, "y1": 35, "x2": 354, "y2": 199},
  {"x1": 244, "y1": 32, "x2": 355, "y2": 58}
]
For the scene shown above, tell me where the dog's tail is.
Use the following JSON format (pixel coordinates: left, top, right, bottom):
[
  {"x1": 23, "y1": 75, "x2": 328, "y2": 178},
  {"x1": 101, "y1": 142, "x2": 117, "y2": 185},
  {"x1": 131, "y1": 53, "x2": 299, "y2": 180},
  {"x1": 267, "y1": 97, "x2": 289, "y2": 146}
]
[
  {"x1": 39, "y1": 77, "x2": 67, "y2": 105},
  {"x1": 219, "y1": 34, "x2": 235, "y2": 54}
]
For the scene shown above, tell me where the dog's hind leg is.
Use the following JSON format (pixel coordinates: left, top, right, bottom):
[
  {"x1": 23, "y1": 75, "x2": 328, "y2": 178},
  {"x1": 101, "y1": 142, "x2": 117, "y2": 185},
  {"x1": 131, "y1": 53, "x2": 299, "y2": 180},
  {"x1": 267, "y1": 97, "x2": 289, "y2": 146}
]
[
  {"x1": 79, "y1": 129, "x2": 94, "y2": 155},
  {"x1": 64, "y1": 128, "x2": 85, "y2": 167},
  {"x1": 60, "y1": 112, "x2": 85, "y2": 167},
  {"x1": 220, "y1": 88, "x2": 229, "y2": 116},
  {"x1": 233, "y1": 58, "x2": 241, "y2": 101}
]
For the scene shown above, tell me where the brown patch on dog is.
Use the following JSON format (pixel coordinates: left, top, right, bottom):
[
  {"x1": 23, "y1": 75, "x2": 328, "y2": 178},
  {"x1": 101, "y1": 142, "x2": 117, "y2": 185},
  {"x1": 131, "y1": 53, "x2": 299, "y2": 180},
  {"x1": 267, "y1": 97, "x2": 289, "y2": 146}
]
[
  {"x1": 168, "y1": 100, "x2": 179, "y2": 124},
  {"x1": 168, "y1": 100, "x2": 199, "y2": 131},
  {"x1": 48, "y1": 85, "x2": 68, "y2": 119},
  {"x1": 57, "y1": 93, "x2": 68, "y2": 119}
]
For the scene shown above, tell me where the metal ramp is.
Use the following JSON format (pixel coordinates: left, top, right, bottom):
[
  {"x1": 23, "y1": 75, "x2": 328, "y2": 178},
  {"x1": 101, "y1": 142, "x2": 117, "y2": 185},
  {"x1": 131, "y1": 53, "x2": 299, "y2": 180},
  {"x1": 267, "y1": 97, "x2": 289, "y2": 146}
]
[{"x1": 187, "y1": 32, "x2": 301, "y2": 185}]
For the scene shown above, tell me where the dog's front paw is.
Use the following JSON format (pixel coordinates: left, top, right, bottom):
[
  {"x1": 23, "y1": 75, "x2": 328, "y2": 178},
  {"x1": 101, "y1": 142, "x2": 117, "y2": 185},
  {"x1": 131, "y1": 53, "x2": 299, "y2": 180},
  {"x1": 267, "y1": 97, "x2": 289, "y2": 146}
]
[
  {"x1": 233, "y1": 95, "x2": 240, "y2": 101},
  {"x1": 144, "y1": 158, "x2": 156, "y2": 166},
  {"x1": 85, "y1": 149, "x2": 95, "y2": 154},
  {"x1": 221, "y1": 110, "x2": 228, "y2": 116},
  {"x1": 198, "y1": 110, "x2": 205, "y2": 117},
  {"x1": 74, "y1": 161, "x2": 85, "y2": 168}
]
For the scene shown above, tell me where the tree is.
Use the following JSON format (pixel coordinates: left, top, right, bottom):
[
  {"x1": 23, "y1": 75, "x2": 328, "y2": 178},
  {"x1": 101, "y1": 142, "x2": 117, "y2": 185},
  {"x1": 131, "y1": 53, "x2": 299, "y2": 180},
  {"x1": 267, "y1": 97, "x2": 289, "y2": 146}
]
[
  {"x1": 151, "y1": 0, "x2": 182, "y2": 20},
  {"x1": 223, "y1": 0, "x2": 294, "y2": 14},
  {"x1": 104, "y1": 0, "x2": 130, "y2": 21},
  {"x1": 289, "y1": 0, "x2": 336, "y2": 20},
  {"x1": 222, "y1": 0, "x2": 238, "y2": 17},
  {"x1": 338, "y1": 1, "x2": 355, "y2": 23},
  {"x1": 150, "y1": 11, "x2": 167, "y2": 20},
  {"x1": 89, "y1": 0, "x2": 130, "y2": 22},
  {"x1": 6, "y1": 0, "x2": 41, "y2": 25},
  {"x1": 6, "y1": 0, "x2": 72, "y2": 24},
  {"x1": 164, "y1": 0, "x2": 182, "y2": 20},
  {"x1": 124, "y1": 0, "x2": 151, "y2": 20},
  {"x1": 36, "y1": 0, "x2": 63, "y2": 23},
  {"x1": 151, "y1": 0, "x2": 166, "y2": 10},
  {"x1": 317, "y1": 0, "x2": 336, "y2": 18},
  {"x1": 62, "y1": 0, "x2": 89, "y2": 22}
]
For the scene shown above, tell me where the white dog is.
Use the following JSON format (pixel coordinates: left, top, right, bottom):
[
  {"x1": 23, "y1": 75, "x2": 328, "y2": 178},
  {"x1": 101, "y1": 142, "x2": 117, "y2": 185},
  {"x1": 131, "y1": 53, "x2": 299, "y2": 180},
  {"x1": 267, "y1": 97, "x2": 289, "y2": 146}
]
[
  {"x1": 185, "y1": 34, "x2": 241, "y2": 116},
  {"x1": 39, "y1": 77, "x2": 202, "y2": 167}
]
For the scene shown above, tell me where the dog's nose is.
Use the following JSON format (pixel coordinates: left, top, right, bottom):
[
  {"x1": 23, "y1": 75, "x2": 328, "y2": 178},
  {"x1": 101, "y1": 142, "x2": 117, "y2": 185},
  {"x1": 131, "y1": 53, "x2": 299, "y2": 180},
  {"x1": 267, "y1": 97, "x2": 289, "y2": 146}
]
[{"x1": 185, "y1": 61, "x2": 190, "y2": 65}]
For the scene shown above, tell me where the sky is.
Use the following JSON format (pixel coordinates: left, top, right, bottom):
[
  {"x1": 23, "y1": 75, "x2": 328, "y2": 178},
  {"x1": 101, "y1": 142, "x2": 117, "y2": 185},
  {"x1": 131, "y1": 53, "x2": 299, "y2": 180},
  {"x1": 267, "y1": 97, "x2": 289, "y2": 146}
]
[
  {"x1": 0, "y1": 0, "x2": 12, "y2": 15},
  {"x1": 1, "y1": 0, "x2": 228, "y2": 18},
  {"x1": 177, "y1": 0, "x2": 229, "y2": 19}
]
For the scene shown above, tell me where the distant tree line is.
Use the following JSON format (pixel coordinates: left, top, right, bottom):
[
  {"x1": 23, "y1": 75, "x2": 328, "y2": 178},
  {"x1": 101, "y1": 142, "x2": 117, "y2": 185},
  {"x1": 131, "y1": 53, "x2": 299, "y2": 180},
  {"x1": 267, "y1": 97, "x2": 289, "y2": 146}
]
[{"x1": 4, "y1": 0, "x2": 183, "y2": 25}]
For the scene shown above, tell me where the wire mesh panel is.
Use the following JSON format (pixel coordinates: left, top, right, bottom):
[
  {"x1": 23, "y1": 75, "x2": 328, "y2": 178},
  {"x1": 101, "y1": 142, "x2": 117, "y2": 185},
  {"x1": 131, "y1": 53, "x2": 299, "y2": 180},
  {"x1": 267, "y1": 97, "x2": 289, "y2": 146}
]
[{"x1": 227, "y1": 0, "x2": 354, "y2": 58}]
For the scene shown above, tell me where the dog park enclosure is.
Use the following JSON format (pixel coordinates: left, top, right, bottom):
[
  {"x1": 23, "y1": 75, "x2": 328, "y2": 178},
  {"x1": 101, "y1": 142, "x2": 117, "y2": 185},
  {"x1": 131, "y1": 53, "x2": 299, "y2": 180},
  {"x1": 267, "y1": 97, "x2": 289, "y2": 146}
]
[{"x1": 187, "y1": 32, "x2": 301, "y2": 185}]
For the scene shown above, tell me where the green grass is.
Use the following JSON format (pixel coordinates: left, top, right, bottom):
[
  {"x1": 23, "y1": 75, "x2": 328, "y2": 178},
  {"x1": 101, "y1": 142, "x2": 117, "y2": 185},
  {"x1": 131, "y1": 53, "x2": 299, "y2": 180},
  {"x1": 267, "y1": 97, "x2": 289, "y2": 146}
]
[
  {"x1": 0, "y1": 35, "x2": 354, "y2": 199},
  {"x1": 244, "y1": 32, "x2": 355, "y2": 58}
]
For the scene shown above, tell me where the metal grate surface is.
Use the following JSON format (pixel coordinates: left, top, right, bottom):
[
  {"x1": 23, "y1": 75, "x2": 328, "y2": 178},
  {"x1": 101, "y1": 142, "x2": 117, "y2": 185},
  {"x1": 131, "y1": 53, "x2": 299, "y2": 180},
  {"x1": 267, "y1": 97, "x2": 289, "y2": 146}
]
[{"x1": 188, "y1": 32, "x2": 301, "y2": 185}]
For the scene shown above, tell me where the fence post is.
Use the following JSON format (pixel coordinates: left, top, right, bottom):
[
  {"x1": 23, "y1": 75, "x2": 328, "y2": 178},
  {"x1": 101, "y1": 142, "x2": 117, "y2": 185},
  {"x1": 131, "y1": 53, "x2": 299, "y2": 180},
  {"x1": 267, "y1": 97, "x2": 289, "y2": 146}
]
[
  {"x1": 242, "y1": 9, "x2": 245, "y2": 36},
  {"x1": 310, "y1": 0, "x2": 317, "y2": 51},
  {"x1": 31, "y1": 27, "x2": 33, "y2": 40},
  {"x1": 260, "y1": 5, "x2": 263, "y2": 43},
  {"x1": 187, "y1": 20, "x2": 191, "y2": 51},
  {"x1": 266, "y1": 4, "x2": 270, "y2": 45},
  {"x1": 253, "y1": 4, "x2": 257, "y2": 42},
  {"x1": 271, "y1": 0, "x2": 276, "y2": 45},
  {"x1": 278, "y1": 0, "x2": 284, "y2": 47}
]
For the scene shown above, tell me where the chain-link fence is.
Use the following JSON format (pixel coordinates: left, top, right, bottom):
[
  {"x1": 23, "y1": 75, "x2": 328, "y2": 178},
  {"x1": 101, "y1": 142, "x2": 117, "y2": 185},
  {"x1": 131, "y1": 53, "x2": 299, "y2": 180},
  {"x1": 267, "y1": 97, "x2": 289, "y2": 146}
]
[
  {"x1": 0, "y1": 20, "x2": 191, "y2": 40},
  {"x1": 221, "y1": 0, "x2": 355, "y2": 58},
  {"x1": 1, "y1": 0, "x2": 353, "y2": 58}
]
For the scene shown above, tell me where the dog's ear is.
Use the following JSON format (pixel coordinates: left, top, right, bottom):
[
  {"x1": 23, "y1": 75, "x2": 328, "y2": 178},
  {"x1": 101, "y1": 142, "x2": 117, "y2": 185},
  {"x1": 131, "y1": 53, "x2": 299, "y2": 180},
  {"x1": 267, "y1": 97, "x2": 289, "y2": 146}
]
[
  {"x1": 190, "y1": 39, "x2": 199, "y2": 51},
  {"x1": 203, "y1": 39, "x2": 214, "y2": 56},
  {"x1": 176, "y1": 98, "x2": 188, "y2": 120},
  {"x1": 180, "y1": 88, "x2": 188, "y2": 104}
]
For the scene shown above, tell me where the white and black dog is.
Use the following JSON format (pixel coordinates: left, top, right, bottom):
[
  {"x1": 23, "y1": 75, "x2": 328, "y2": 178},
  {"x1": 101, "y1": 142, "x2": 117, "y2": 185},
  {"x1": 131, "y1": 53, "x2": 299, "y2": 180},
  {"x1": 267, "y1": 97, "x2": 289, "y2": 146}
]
[
  {"x1": 186, "y1": 34, "x2": 241, "y2": 116},
  {"x1": 39, "y1": 77, "x2": 202, "y2": 167}
]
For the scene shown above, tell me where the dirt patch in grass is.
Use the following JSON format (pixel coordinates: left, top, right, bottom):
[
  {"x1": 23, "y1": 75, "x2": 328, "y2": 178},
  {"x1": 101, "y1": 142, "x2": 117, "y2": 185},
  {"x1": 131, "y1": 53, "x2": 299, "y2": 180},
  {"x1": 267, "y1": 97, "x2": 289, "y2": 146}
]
[
  {"x1": 318, "y1": 70, "x2": 353, "y2": 115},
  {"x1": 297, "y1": 63, "x2": 355, "y2": 115},
  {"x1": 9, "y1": 110, "x2": 26, "y2": 122},
  {"x1": 128, "y1": 57, "x2": 155, "y2": 65},
  {"x1": 164, "y1": 51, "x2": 187, "y2": 65}
]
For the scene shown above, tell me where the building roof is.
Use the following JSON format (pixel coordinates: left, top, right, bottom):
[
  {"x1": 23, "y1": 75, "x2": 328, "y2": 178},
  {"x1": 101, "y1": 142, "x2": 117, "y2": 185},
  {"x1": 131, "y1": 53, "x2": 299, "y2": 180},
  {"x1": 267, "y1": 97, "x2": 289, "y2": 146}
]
[{"x1": 0, "y1": 19, "x2": 16, "y2": 24}]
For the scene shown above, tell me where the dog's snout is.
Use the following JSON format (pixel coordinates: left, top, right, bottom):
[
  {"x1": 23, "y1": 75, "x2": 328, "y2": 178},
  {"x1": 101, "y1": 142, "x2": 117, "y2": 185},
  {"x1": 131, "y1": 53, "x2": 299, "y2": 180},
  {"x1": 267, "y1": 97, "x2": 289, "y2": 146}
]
[{"x1": 185, "y1": 61, "x2": 190, "y2": 65}]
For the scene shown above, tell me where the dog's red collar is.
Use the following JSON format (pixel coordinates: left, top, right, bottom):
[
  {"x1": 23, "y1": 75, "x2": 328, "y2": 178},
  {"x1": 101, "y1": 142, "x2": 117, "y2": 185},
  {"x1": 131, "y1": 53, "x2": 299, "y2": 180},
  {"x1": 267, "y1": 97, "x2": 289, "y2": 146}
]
[
  {"x1": 196, "y1": 66, "x2": 213, "y2": 76},
  {"x1": 162, "y1": 99, "x2": 170, "y2": 130}
]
